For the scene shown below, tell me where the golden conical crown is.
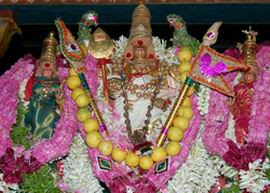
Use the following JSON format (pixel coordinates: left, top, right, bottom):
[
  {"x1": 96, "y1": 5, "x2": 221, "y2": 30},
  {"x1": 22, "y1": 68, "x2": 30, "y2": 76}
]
[
  {"x1": 40, "y1": 32, "x2": 58, "y2": 63},
  {"x1": 130, "y1": 2, "x2": 152, "y2": 39}
]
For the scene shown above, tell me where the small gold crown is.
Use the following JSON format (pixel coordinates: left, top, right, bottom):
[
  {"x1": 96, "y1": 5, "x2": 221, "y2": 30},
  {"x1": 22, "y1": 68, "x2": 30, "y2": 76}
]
[{"x1": 40, "y1": 32, "x2": 58, "y2": 63}]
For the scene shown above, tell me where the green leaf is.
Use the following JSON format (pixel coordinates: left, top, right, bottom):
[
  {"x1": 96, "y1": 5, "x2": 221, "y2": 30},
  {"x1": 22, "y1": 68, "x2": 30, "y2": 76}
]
[
  {"x1": 20, "y1": 165, "x2": 61, "y2": 193},
  {"x1": 221, "y1": 183, "x2": 241, "y2": 193}
]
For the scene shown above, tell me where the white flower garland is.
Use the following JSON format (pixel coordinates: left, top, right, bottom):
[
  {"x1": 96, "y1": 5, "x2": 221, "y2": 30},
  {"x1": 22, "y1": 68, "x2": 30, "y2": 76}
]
[
  {"x1": 167, "y1": 138, "x2": 219, "y2": 193},
  {"x1": 239, "y1": 159, "x2": 270, "y2": 193},
  {"x1": 62, "y1": 133, "x2": 104, "y2": 193},
  {"x1": 197, "y1": 84, "x2": 211, "y2": 116}
]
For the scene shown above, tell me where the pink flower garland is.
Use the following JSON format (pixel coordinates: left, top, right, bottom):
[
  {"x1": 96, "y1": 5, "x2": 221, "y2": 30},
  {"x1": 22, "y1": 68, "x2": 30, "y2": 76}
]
[
  {"x1": 202, "y1": 44, "x2": 270, "y2": 170},
  {"x1": 80, "y1": 53, "x2": 202, "y2": 192},
  {"x1": 0, "y1": 55, "x2": 78, "y2": 183},
  {"x1": 0, "y1": 55, "x2": 34, "y2": 157}
]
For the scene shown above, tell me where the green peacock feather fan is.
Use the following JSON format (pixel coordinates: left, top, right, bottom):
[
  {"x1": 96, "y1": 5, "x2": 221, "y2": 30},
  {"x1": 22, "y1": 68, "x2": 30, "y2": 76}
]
[{"x1": 55, "y1": 19, "x2": 84, "y2": 68}]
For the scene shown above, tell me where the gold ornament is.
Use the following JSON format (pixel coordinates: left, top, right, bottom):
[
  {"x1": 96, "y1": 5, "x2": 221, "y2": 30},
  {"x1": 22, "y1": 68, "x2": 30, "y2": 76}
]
[{"x1": 88, "y1": 28, "x2": 115, "y2": 59}]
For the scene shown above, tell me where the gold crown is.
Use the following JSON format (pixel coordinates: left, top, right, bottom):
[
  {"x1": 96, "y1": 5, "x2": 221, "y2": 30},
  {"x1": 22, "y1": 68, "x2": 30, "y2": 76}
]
[
  {"x1": 130, "y1": 2, "x2": 152, "y2": 39},
  {"x1": 40, "y1": 32, "x2": 58, "y2": 63}
]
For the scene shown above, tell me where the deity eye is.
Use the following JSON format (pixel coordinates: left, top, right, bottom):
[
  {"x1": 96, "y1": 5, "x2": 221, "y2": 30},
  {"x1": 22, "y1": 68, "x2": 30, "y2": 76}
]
[
  {"x1": 67, "y1": 43, "x2": 80, "y2": 52},
  {"x1": 168, "y1": 18, "x2": 174, "y2": 23},
  {"x1": 206, "y1": 31, "x2": 215, "y2": 40}
]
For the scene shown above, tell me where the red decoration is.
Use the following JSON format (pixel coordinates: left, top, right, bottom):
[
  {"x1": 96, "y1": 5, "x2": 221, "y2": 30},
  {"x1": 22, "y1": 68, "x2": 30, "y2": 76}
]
[
  {"x1": 126, "y1": 52, "x2": 131, "y2": 58},
  {"x1": 44, "y1": 63, "x2": 51, "y2": 68},
  {"x1": 137, "y1": 40, "x2": 144, "y2": 47},
  {"x1": 148, "y1": 53, "x2": 154, "y2": 59}
]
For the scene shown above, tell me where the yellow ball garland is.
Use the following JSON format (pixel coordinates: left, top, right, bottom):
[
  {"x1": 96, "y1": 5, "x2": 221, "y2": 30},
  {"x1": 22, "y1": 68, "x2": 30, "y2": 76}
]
[
  {"x1": 76, "y1": 94, "x2": 90, "y2": 108},
  {"x1": 76, "y1": 108, "x2": 91, "y2": 123},
  {"x1": 83, "y1": 118, "x2": 99, "y2": 133},
  {"x1": 112, "y1": 148, "x2": 127, "y2": 163},
  {"x1": 167, "y1": 126, "x2": 184, "y2": 141},
  {"x1": 180, "y1": 71, "x2": 188, "y2": 83},
  {"x1": 98, "y1": 140, "x2": 113, "y2": 156},
  {"x1": 177, "y1": 47, "x2": 193, "y2": 62},
  {"x1": 182, "y1": 97, "x2": 192, "y2": 107},
  {"x1": 151, "y1": 147, "x2": 167, "y2": 162},
  {"x1": 166, "y1": 141, "x2": 181, "y2": 156},
  {"x1": 179, "y1": 62, "x2": 192, "y2": 73},
  {"x1": 69, "y1": 68, "x2": 77, "y2": 76},
  {"x1": 125, "y1": 152, "x2": 139, "y2": 167},
  {"x1": 139, "y1": 156, "x2": 153, "y2": 170},
  {"x1": 173, "y1": 117, "x2": 189, "y2": 131},
  {"x1": 85, "y1": 131, "x2": 102, "y2": 148},
  {"x1": 65, "y1": 64, "x2": 195, "y2": 171},
  {"x1": 71, "y1": 87, "x2": 85, "y2": 100},
  {"x1": 182, "y1": 107, "x2": 193, "y2": 120},
  {"x1": 67, "y1": 75, "x2": 81, "y2": 90}
]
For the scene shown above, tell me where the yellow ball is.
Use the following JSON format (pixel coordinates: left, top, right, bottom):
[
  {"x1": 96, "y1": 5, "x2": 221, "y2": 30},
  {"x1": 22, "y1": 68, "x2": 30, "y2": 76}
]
[
  {"x1": 173, "y1": 116, "x2": 190, "y2": 130},
  {"x1": 178, "y1": 107, "x2": 185, "y2": 117},
  {"x1": 180, "y1": 72, "x2": 188, "y2": 83},
  {"x1": 67, "y1": 75, "x2": 81, "y2": 90},
  {"x1": 72, "y1": 87, "x2": 85, "y2": 100},
  {"x1": 112, "y1": 148, "x2": 126, "y2": 163},
  {"x1": 125, "y1": 153, "x2": 139, "y2": 167},
  {"x1": 139, "y1": 156, "x2": 153, "y2": 170},
  {"x1": 177, "y1": 47, "x2": 193, "y2": 62},
  {"x1": 183, "y1": 97, "x2": 192, "y2": 107},
  {"x1": 182, "y1": 107, "x2": 193, "y2": 120},
  {"x1": 85, "y1": 131, "x2": 102, "y2": 148},
  {"x1": 98, "y1": 140, "x2": 113, "y2": 156},
  {"x1": 151, "y1": 147, "x2": 167, "y2": 162},
  {"x1": 83, "y1": 118, "x2": 99, "y2": 133},
  {"x1": 179, "y1": 62, "x2": 192, "y2": 73},
  {"x1": 167, "y1": 126, "x2": 184, "y2": 141},
  {"x1": 69, "y1": 68, "x2": 77, "y2": 76},
  {"x1": 166, "y1": 141, "x2": 181, "y2": 156},
  {"x1": 187, "y1": 86, "x2": 194, "y2": 96},
  {"x1": 76, "y1": 108, "x2": 91, "y2": 123},
  {"x1": 76, "y1": 94, "x2": 90, "y2": 108}
]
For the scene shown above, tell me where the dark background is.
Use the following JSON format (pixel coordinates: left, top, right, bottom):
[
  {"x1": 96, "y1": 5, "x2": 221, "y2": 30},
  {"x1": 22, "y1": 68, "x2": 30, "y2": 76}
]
[{"x1": 1, "y1": 3, "x2": 270, "y2": 74}]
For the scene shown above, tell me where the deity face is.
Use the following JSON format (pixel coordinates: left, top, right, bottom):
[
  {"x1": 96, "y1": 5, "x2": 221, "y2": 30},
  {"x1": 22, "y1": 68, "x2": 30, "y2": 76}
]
[
  {"x1": 133, "y1": 45, "x2": 147, "y2": 60},
  {"x1": 39, "y1": 60, "x2": 56, "y2": 79}
]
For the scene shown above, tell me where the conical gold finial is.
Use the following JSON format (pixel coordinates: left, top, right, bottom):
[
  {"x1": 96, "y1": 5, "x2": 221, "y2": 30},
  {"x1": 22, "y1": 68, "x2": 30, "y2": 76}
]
[
  {"x1": 124, "y1": 2, "x2": 155, "y2": 60},
  {"x1": 242, "y1": 27, "x2": 257, "y2": 68},
  {"x1": 40, "y1": 32, "x2": 58, "y2": 64}
]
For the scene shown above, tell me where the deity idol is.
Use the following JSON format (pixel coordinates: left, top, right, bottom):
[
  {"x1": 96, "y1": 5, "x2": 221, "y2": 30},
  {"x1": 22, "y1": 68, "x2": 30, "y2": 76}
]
[
  {"x1": 56, "y1": 2, "x2": 202, "y2": 193},
  {"x1": 24, "y1": 32, "x2": 63, "y2": 142},
  {"x1": 0, "y1": 32, "x2": 78, "y2": 189},
  {"x1": 107, "y1": 3, "x2": 178, "y2": 150}
]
